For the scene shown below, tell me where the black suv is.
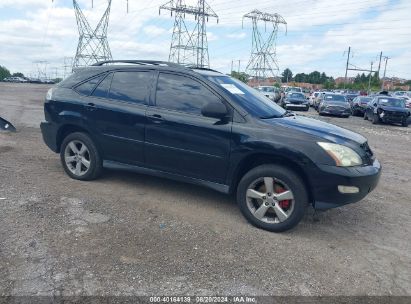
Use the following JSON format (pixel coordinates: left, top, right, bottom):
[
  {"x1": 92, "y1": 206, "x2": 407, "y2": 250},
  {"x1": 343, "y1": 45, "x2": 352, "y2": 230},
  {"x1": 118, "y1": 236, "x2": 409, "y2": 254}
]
[
  {"x1": 364, "y1": 96, "x2": 409, "y2": 127},
  {"x1": 40, "y1": 60, "x2": 381, "y2": 232}
]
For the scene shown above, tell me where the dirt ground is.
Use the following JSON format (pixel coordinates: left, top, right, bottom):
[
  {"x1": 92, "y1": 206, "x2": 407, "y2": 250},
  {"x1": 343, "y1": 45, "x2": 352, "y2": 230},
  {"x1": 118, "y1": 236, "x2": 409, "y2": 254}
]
[{"x1": 1, "y1": 82, "x2": 410, "y2": 296}]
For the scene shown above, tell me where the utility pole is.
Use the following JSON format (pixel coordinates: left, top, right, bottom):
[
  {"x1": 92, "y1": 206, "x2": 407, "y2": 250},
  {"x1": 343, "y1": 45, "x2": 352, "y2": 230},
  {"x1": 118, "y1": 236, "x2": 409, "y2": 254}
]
[
  {"x1": 381, "y1": 56, "x2": 390, "y2": 90},
  {"x1": 238, "y1": 60, "x2": 240, "y2": 73},
  {"x1": 377, "y1": 51, "x2": 382, "y2": 75},
  {"x1": 231, "y1": 60, "x2": 234, "y2": 74},
  {"x1": 243, "y1": 9, "x2": 287, "y2": 82},
  {"x1": 368, "y1": 61, "x2": 373, "y2": 94},
  {"x1": 344, "y1": 46, "x2": 351, "y2": 89}
]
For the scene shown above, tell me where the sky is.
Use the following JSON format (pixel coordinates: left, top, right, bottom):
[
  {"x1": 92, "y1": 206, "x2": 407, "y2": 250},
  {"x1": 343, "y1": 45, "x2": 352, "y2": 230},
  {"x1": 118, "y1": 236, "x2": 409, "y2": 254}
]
[{"x1": 0, "y1": 0, "x2": 410, "y2": 80}]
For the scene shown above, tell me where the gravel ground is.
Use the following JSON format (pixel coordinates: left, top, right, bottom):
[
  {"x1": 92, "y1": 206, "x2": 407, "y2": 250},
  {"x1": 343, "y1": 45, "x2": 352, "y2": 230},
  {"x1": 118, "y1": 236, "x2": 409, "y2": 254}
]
[{"x1": 0, "y1": 82, "x2": 410, "y2": 296}]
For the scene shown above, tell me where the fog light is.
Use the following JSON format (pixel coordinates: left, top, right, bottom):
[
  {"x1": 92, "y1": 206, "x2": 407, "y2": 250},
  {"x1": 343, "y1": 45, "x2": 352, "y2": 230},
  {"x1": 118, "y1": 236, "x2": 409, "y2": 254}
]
[{"x1": 338, "y1": 186, "x2": 359, "y2": 194}]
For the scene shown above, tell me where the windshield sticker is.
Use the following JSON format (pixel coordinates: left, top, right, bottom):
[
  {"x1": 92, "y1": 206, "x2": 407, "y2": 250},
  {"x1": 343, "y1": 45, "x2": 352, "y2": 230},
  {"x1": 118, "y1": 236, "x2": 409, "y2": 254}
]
[{"x1": 220, "y1": 83, "x2": 245, "y2": 94}]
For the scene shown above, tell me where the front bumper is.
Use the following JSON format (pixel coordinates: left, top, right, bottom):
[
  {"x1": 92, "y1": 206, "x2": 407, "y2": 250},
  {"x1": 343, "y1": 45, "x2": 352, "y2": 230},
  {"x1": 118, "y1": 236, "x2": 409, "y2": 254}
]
[
  {"x1": 352, "y1": 104, "x2": 366, "y2": 113},
  {"x1": 380, "y1": 113, "x2": 408, "y2": 123},
  {"x1": 40, "y1": 121, "x2": 59, "y2": 152},
  {"x1": 319, "y1": 108, "x2": 351, "y2": 116},
  {"x1": 285, "y1": 103, "x2": 309, "y2": 109},
  {"x1": 311, "y1": 159, "x2": 381, "y2": 210}
]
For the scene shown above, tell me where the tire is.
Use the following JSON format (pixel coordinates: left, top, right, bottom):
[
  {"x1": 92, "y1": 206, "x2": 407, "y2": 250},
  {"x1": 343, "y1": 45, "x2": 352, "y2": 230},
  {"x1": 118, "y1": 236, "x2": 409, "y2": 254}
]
[
  {"x1": 236, "y1": 164, "x2": 308, "y2": 232},
  {"x1": 60, "y1": 132, "x2": 103, "y2": 181},
  {"x1": 372, "y1": 113, "x2": 379, "y2": 124},
  {"x1": 304, "y1": 106, "x2": 309, "y2": 111},
  {"x1": 364, "y1": 112, "x2": 368, "y2": 120},
  {"x1": 402, "y1": 119, "x2": 408, "y2": 127}
]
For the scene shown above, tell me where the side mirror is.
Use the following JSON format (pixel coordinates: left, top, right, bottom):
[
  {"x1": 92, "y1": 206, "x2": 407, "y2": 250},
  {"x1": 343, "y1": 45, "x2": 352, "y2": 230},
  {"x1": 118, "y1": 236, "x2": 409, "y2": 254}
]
[{"x1": 201, "y1": 102, "x2": 228, "y2": 119}]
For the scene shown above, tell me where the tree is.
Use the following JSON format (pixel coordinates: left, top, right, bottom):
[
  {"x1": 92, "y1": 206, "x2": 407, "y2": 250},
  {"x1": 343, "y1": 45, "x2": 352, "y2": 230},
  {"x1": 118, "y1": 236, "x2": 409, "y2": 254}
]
[
  {"x1": 12, "y1": 72, "x2": 25, "y2": 78},
  {"x1": 0, "y1": 65, "x2": 11, "y2": 81},
  {"x1": 281, "y1": 68, "x2": 293, "y2": 83},
  {"x1": 294, "y1": 73, "x2": 307, "y2": 83},
  {"x1": 230, "y1": 71, "x2": 248, "y2": 83}
]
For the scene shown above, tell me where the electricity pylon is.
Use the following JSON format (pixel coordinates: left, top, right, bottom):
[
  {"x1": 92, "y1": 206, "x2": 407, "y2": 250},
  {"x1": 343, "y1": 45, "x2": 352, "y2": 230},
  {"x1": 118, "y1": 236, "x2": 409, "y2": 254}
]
[
  {"x1": 160, "y1": 0, "x2": 218, "y2": 68},
  {"x1": 72, "y1": 0, "x2": 113, "y2": 69},
  {"x1": 243, "y1": 9, "x2": 287, "y2": 81}
]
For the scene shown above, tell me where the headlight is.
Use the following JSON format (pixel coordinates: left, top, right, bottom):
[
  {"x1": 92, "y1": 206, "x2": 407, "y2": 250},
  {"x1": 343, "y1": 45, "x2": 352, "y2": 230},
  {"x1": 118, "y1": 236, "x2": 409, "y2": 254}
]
[
  {"x1": 46, "y1": 88, "x2": 54, "y2": 101},
  {"x1": 317, "y1": 142, "x2": 362, "y2": 167},
  {"x1": 379, "y1": 110, "x2": 385, "y2": 118}
]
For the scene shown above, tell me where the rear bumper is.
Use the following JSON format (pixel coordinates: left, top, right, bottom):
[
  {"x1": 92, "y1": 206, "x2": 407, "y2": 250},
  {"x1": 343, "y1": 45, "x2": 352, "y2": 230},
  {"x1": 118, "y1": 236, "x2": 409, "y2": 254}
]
[
  {"x1": 312, "y1": 159, "x2": 381, "y2": 210},
  {"x1": 40, "y1": 121, "x2": 59, "y2": 153}
]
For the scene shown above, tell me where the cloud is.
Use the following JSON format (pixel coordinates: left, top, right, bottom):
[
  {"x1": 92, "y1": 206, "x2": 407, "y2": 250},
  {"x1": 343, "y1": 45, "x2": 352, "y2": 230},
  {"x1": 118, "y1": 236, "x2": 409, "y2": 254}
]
[
  {"x1": 226, "y1": 32, "x2": 246, "y2": 39},
  {"x1": 0, "y1": 0, "x2": 409, "y2": 79}
]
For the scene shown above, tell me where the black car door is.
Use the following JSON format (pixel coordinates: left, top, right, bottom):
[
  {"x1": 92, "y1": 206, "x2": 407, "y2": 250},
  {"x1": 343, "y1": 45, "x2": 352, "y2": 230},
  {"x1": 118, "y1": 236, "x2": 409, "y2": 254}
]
[
  {"x1": 84, "y1": 70, "x2": 154, "y2": 166},
  {"x1": 145, "y1": 72, "x2": 232, "y2": 184}
]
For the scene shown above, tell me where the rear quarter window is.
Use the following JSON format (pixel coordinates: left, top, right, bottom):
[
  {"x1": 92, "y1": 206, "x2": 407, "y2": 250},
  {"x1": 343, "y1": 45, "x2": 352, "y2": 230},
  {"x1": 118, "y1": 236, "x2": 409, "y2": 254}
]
[{"x1": 75, "y1": 74, "x2": 105, "y2": 96}]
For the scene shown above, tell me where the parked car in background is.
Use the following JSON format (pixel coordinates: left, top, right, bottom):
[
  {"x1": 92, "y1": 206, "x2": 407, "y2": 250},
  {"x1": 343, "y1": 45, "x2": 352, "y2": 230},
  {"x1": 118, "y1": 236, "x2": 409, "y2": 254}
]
[
  {"x1": 256, "y1": 86, "x2": 281, "y2": 103},
  {"x1": 345, "y1": 93, "x2": 359, "y2": 106},
  {"x1": 364, "y1": 96, "x2": 409, "y2": 127},
  {"x1": 318, "y1": 94, "x2": 352, "y2": 118},
  {"x1": 313, "y1": 92, "x2": 331, "y2": 110},
  {"x1": 3, "y1": 76, "x2": 28, "y2": 83},
  {"x1": 285, "y1": 87, "x2": 303, "y2": 93},
  {"x1": 352, "y1": 96, "x2": 372, "y2": 116},
  {"x1": 40, "y1": 59, "x2": 382, "y2": 232},
  {"x1": 281, "y1": 92, "x2": 309, "y2": 111},
  {"x1": 392, "y1": 91, "x2": 408, "y2": 97},
  {"x1": 309, "y1": 91, "x2": 320, "y2": 106}
]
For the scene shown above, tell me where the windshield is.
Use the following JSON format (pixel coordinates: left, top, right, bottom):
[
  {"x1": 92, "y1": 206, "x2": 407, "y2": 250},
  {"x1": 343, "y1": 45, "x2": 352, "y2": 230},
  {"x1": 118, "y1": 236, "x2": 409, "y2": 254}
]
[
  {"x1": 323, "y1": 94, "x2": 347, "y2": 102},
  {"x1": 286, "y1": 87, "x2": 301, "y2": 92},
  {"x1": 206, "y1": 75, "x2": 286, "y2": 118},
  {"x1": 359, "y1": 97, "x2": 372, "y2": 103},
  {"x1": 288, "y1": 93, "x2": 305, "y2": 99},
  {"x1": 258, "y1": 87, "x2": 275, "y2": 92},
  {"x1": 378, "y1": 98, "x2": 405, "y2": 107}
]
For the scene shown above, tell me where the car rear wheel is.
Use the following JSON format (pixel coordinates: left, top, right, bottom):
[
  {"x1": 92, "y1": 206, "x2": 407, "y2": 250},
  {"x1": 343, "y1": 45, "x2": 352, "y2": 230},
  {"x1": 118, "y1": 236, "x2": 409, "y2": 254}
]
[
  {"x1": 364, "y1": 112, "x2": 368, "y2": 120},
  {"x1": 60, "y1": 132, "x2": 102, "y2": 181},
  {"x1": 237, "y1": 165, "x2": 308, "y2": 232}
]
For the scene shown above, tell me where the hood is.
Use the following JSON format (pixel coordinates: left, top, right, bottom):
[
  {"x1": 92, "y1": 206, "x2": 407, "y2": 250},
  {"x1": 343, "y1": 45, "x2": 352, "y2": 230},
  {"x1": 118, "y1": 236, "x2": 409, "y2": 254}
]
[
  {"x1": 267, "y1": 115, "x2": 366, "y2": 144},
  {"x1": 380, "y1": 106, "x2": 409, "y2": 113}
]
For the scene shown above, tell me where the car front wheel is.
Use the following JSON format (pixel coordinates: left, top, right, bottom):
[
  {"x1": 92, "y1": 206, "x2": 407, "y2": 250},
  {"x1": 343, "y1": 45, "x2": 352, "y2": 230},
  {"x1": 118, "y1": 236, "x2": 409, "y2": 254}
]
[
  {"x1": 60, "y1": 132, "x2": 102, "y2": 181},
  {"x1": 237, "y1": 165, "x2": 308, "y2": 232}
]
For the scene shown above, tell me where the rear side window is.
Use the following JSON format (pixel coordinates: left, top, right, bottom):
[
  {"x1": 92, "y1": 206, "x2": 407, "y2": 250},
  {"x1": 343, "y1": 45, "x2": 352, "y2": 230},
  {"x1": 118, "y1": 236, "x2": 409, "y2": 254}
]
[
  {"x1": 75, "y1": 74, "x2": 105, "y2": 96},
  {"x1": 108, "y1": 71, "x2": 152, "y2": 104},
  {"x1": 92, "y1": 73, "x2": 113, "y2": 98},
  {"x1": 156, "y1": 73, "x2": 221, "y2": 115}
]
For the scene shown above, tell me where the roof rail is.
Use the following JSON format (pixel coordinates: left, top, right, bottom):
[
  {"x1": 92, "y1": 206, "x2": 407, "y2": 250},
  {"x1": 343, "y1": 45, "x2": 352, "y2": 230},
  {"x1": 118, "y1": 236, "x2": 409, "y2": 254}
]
[
  {"x1": 186, "y1": 66, "x2": 221, "y2": 73},
  {"x1": 91, "y1": 60, "x2": 184, "y2": 68}
]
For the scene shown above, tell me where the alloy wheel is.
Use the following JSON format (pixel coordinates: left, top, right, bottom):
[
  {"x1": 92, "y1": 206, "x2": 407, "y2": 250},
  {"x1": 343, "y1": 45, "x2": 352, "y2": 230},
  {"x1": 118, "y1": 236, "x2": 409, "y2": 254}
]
[
  {"x1": 246, "y1": 177, "x2": 294, "y2": 224},
  {"x1": 64, "y1": 140, "x2": 91, "y2": 177}
]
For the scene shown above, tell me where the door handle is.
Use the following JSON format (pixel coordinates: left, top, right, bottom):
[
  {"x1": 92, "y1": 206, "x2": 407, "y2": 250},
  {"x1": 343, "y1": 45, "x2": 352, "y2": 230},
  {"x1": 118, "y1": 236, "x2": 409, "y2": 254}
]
[
  {"x1": 86, "y1": 103, "x2": 96, "y2": 111},
  {"x1": 149, "y1": 114, "x2": 164, "y2": 123}
]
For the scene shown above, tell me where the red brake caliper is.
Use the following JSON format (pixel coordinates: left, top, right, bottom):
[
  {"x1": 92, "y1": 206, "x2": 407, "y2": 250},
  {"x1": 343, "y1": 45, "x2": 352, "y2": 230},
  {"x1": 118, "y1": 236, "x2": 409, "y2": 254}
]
[{"x1": 274, "y1": 184, "x2": 290, "y2": 209}]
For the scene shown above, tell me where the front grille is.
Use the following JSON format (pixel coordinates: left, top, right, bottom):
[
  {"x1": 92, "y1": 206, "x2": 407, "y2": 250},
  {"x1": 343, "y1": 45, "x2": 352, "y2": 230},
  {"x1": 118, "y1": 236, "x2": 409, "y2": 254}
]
[{"x1": 326, "y1": 105, "x2": 345, "y2": 111}]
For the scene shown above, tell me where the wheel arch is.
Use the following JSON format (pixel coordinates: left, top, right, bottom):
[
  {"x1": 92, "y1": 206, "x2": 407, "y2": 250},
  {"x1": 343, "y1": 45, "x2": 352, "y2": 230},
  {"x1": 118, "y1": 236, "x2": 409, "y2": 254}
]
[
  {"x1": 230, "y1": 153, "x2": 314, "y2": 206},
  {"x1": 56, "y1": 124, "x2": 92, "y2": 153}
]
